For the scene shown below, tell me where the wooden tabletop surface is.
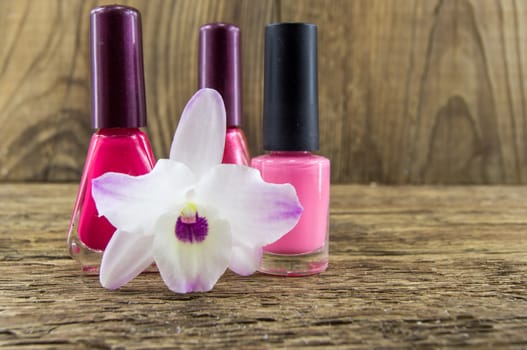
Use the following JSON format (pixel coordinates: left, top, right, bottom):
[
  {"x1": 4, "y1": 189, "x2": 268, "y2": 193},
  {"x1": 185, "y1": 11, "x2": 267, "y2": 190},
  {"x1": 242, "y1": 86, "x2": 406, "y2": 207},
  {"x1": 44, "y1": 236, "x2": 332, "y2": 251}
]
[{"x1": 1, "y1": 184, "x2": 526, "y2": 349}]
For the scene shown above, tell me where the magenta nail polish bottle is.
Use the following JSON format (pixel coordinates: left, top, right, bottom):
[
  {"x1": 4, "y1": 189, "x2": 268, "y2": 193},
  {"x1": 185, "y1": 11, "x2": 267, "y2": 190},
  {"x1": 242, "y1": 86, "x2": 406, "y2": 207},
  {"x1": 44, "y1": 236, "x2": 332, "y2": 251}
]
[
  {"x1": 67, "y1": 5, "x2": 155, "y2": 272},
  {"x1": 199, "y1": 23, "x2": 250, "y2": 165},
  {"x1": 251, "y1": 23, "x2": 330, "y2": 276}
]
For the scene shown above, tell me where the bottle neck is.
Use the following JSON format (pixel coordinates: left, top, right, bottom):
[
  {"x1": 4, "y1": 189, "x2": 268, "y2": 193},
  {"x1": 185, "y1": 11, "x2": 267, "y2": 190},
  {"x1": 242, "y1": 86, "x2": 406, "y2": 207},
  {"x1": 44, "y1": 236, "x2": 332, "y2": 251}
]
[
  {"x1": 268, "y1": 151, "x2": 312, "y2": 157},
  {"x1": 227, "y1": 117, "x2": 242, "y2": 128},
  {"x1": 96, "y1": 127, "x2": 142, "y2": 136}
]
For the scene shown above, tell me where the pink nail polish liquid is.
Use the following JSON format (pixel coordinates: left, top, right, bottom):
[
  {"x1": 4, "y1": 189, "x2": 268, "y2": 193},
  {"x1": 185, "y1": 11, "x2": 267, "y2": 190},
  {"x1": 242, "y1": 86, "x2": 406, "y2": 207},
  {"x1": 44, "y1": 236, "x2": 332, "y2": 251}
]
[
  {"x1": 251, "y1": 152, "x2": 330, "y2": 275},
  {"x1": 68, "y1": 129, "x2": 155, "y2": 272},
  {"x1": 252, "y1": 23, "x2": 330, "y2": 276},
  {"x1": 223, "y1": 127, "x2": 250, "y2": 165},
  {"x1": 199, "y1": 23, "x2": 250, "y2": 165},
  {"x1": 67, "y1": 5, "x2": 155, "y2": 273}
]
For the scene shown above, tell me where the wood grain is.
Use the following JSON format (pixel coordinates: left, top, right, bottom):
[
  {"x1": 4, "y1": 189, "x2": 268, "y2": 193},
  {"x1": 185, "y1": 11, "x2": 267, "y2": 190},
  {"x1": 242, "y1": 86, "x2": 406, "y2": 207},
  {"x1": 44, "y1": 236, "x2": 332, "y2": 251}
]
[
  {"x1": 1, "y1": 0, "x2": 527, "y2": 183},
  {"x1": 1, "y1": 184, "x2": 527, "y2": 348},
  {"x1": 280, "y1": 0, "x2": 527, "y2": 183},
  {"x1": 0, "y1": 0, "x2": 276, "y2": 182}
]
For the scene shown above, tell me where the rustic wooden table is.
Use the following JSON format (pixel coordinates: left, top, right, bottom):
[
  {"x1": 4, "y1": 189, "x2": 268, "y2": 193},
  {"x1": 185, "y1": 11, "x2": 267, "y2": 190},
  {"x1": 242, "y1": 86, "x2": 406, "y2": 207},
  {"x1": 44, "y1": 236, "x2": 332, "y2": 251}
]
[{"x1": 1, "y1": 184, "x2": 526, "y2": 349}]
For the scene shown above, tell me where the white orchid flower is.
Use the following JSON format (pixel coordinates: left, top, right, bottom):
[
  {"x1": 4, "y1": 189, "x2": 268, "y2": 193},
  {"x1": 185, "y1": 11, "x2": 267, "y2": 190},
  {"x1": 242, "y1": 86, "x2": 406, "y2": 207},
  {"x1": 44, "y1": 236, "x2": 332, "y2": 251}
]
[{"x1": 92, "y1": 88, "x2": 302, "y2": 293}]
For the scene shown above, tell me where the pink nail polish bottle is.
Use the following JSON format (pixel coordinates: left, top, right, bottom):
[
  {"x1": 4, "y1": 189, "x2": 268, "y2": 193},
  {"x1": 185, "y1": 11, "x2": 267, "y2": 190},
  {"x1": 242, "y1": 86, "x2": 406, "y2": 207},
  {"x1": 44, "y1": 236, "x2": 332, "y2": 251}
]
[
  {"x1": 199, "y1": 23, "x2": 250, "y2": 165},
  {"x1": 251, "y1": 23, "x2": 330, "y2": 276},
  {"x1": 67, "y1": 5, "x2": 155, "y2": 273}
]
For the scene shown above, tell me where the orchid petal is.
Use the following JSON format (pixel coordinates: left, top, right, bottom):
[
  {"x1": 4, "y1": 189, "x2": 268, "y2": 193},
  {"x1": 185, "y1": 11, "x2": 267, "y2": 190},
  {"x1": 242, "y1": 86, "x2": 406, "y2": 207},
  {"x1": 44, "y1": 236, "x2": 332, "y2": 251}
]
[
  {"x1": 229, "y1": 244, "x2": 262, "y2": 276},
  {"x1": 169, "y1": 88, "x2": 226, "y2": 179},
  {"x1": 153, "y1": 210, "x2": 232, "y2": 293},
  {"x1": 99, "y1": 229, "x2": 154, "y2": 290},
  {"x1": 92, "y1": 159, "x2": 195, "y2": 235},
  {"x1": 196, "y1": 165, "x2": 303, "y2": 251}
]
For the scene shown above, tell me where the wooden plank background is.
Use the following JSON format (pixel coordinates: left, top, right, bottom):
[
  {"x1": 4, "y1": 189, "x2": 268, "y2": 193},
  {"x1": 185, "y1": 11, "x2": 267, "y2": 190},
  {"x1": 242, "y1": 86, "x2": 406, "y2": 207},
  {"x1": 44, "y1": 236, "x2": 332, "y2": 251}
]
[{"x1": 0, "y1": 0, "x2": 526, "y2": 184}]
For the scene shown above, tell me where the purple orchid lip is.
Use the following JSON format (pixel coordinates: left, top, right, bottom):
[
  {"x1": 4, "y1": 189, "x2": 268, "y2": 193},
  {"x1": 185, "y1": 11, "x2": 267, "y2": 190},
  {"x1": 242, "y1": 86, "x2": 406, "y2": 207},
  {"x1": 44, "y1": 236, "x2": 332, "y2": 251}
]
[{"x1": 175, "y1": 214, "x2": 208, "y2": 243}]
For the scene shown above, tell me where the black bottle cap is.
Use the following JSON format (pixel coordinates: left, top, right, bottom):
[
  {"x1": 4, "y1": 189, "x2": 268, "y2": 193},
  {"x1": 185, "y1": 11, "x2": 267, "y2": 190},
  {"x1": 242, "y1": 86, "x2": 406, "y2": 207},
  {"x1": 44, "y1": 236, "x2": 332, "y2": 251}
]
[{"x1": 263, "y1": 23, "x2": 319, "y2": 151}]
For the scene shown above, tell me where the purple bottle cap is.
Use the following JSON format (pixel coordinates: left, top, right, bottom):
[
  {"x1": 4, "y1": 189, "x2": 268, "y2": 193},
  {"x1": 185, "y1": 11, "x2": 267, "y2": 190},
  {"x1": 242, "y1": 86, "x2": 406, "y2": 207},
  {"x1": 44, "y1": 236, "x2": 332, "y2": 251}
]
[
  {"x1": 90, "y1": 5, "x2": 146, "y2": 128},
  {"x1": 199, "y1": 23, "x2": 242, "y2": 127}
]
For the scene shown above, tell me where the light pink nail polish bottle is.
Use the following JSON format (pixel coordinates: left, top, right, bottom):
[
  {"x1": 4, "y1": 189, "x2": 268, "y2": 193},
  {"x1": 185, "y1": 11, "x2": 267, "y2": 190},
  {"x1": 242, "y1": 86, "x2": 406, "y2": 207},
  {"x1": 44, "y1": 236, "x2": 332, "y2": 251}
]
[
  {"x1": 251, "y1": 23, "x2": 330, "y2": 276},
  {"x1": 67, "y1": 5, "x2": 155, "y2": 272},
  {"x1": 199, "y1": 23, "x2": 250, "y2": 165}
]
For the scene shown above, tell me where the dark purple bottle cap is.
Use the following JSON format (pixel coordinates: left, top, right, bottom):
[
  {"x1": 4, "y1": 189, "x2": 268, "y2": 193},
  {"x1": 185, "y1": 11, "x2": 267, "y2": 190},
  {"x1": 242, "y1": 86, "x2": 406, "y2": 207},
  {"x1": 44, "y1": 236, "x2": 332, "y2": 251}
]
[
  {"x1": 199, "y1": 23, "x2": 242, "y2": 127},
  {"x1": 90, "y1": 5, "x2": 147, "y2": 129}
]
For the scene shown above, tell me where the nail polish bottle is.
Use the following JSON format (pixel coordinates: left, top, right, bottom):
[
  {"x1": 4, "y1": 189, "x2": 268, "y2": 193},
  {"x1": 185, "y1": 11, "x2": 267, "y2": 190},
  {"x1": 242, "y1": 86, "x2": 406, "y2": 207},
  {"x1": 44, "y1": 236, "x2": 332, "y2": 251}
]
[
  {"x1": 199, "y1": 23, "x2": 250, "y2": 165},
  {"x1": 67, "y1": 5, "x2": 155, "y2": 273},
  {"x1": 251, "y1": 23, "x2": 330, "y2": 276}
]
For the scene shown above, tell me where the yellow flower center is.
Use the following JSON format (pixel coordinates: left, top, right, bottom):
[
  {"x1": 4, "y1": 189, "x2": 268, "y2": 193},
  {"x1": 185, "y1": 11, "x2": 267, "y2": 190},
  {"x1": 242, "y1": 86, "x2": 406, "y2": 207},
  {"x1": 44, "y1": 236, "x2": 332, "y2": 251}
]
[{"x1": 180, "y1": 203, "x2": 198, "y2": 224}]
